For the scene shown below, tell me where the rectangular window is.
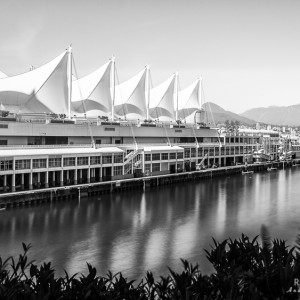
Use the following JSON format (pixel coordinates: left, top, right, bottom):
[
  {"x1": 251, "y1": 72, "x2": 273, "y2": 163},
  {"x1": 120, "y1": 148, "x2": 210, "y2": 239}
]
[
  {"x1": 63, "y1": 157, "x2": 76, "y2": 166},
  {"x1": 169, "y1": 153, "x2": 176, "y2": 160},
  {"x1": 152, "y1": 163, "x2": 160, "y2": 172},
  {"x1": 145, "y1": 154, "x2": 151, "y2": 161},
  {"x1": 15, "y1": 159, "x2": 31, "y2": 170},
  {"x1": 49, "y1": 157, "x2": 61, "y2": 168},
  {"x1": 177, "y1": 152, "x2": 183, "y2": 159},
  {"x1": 191, "y1": 148, "x2": 196, "y2": 157},
  {"x1": 161, "y1": 153, "x2": 168, "y2": 160},
  {"x1": 215, "y1": 147, "x2": 219, "y2": 155},
  {"x1": 145, "y1": 164, "x2": 151, "y2": 173},
  {"x1": 0, "y1": 124, "x2": 8, "y2": 129},
  {"x1": 32, "y1": 159, "x2": 47, "y2": 169},
  {"x1": 77, "y1": 157, "x2": 89, "y2": 166},
  {"x1": 113, "y1": 166, "x2": 123, "y2": 176},
  {"x1": 104, "y1": 128, "x2": 115, "y2": 131},
  {"x1": 152, "y1": 153, "x2": 160, "y2": 161},
  {"x1": 102, "y1": 155, "x2": 112, "y2": 164},
  {"x1": 198, "y1": 148, "x2": 203, "y2": 157},
  {"x1": 114, "y1": 154, "x2": 123, "y2": 163},
  {"x1": 90, "y1": 156, "x2": 101, "y2": 165},
  {"x1": 184, "y1": 148, "x2": 190, "y2": 158},
  {"x1": 0, "y1": 140, "x2": 7, "y2": 145}
]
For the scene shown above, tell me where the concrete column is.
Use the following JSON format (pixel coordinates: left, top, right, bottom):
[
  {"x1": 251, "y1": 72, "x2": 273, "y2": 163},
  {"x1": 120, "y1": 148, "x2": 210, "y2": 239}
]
[
  {"x1": 100, "y1": 166, "x2": 102, "y2": 180},
  {"x1": 21, "y1": 173, "x2": 24, "y2": 190},
  {"x1": 87, "y1": 168, "x2": 90, "y2": 183},
  {"x1": 60, "y1": 170, "x2": 63, "y2": 187},
  {"x1": 37, "y1": 172, "x2": 41, "y2": 188},
  {"x1": 12, "y1": 174, "x2": 16, "y2": 192},
  {"x1": 66, "y1": 170, "x2": 69, "y2": 184},
  {"x1": 3, "y1": 175, "x2": 7, "y2": 192},
  {"x1": 79, "y1": 169, "x2": 82, "y2": 183},
  {"x1": 45, "y1": 171, "x2": 49, "y2": 188},
  {"x1": 52, "y1": 171, "x2": 56, "y2": 186},
  {"x1": 29, "y1": 173, "x2": 33, "y2": 190},
  {"x1": 74, "y1": 169, "x2": 78, "y2": 185}
]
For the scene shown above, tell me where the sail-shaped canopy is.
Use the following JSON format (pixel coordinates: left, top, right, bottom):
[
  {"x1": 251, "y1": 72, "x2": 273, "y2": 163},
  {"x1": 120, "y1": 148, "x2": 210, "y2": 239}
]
[
  {"x1": 0, "y1": 71, "x2": 7, "y2": 79},
  {"x1": 0, "y1": 51, "x2": 68, "y2": 114},
  {"x1": 114, "y1": 68, "x2": 147, "y2": 120},
  {"x1": 178, "y1": 79, "x2": 200, "y2": 122},
  {"x1": 72, "y1": 60, "x2": 112, "y2": 117},
  {"x1": 149, "y1": 74, "x2": 176, "y2": 121}
]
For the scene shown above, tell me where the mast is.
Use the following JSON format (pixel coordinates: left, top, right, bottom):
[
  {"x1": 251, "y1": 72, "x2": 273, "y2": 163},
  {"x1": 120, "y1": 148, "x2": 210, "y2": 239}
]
[
  {"x1": 175, "y1": 72, "x2": 179, "y2": 121},
  {"x1": 111, "y1": 56, "x2": 115, "y2": 122},
  {"x1": 146, "y1": 65, "x2": 150, "y2": 121},
  {"x1": 67, "y1": 45, "x2": 72, "y2": 119}
]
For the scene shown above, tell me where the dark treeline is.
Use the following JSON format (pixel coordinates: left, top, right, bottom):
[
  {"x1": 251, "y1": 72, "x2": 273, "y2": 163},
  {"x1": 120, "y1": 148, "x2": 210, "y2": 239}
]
[{"x1": 1, "y1": 226, "x2": 300, "y2": 299}]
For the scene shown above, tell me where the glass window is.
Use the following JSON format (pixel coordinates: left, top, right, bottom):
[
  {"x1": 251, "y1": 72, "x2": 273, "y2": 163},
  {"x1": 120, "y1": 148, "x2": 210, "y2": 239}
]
[
  {"x1": 49, "y1": 157, "x2": 61, "y2": 168},
  {"x1": 161, "y1": 153, "x2": 168, "y2": 160},
  {"x1": 63, "y1": 157, "x2": 75, "y2": 166},
  {"x1": 32, "y1": 159, "x2": 47, "y2": 169},
  {"x1": 77, "y1": 157, "x2": 89, "y2": 166},
  {"x1": 145, "y1": 154, "x2": 151, "y2": 161},
  {"x1": 102, "y1": 155, "x2": 112, "y2": 164},
  {"x1": 152, "y1": 153, "x2": 160, "y2": 161},
  {"x1": 177, "y1": 152, "x2": 183, "y2": 159},
  {"x1": 15, "y1": 159, "x2": 31, "y2": 170},
  {"x1": 169, "y1": 153, "x2": 176, "y2": 160},
  {"x1": 113, "y1": 166, "x2": 123, "y2": 176},
  {"x1": 114, "y1": 154, "x2": 123, "y2": 163},
  {"x1": 191, "y1": 148, "x2": 196, "y2": 157},
  {"x1": 90, "y1": 156, "x2": 101, "y2": 165},
  {"x1": 184, "y1": 149, "x2": 190, "y2": 158},
  {"x1": 152, "y1": 163, "x2": 160, "y2": 172}
]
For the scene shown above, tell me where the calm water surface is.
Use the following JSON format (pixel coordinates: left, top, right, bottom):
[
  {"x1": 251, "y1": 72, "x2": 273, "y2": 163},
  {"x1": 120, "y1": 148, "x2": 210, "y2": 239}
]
[{"x1": 0, "y1": 168, "x2": 300, "y2": 280}]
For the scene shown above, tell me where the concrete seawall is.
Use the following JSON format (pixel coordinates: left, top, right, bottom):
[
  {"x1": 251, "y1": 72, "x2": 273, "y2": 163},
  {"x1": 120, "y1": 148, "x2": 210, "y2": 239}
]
[{"x1": 0, "y1": 160, "x2": 297, "y2": 209}]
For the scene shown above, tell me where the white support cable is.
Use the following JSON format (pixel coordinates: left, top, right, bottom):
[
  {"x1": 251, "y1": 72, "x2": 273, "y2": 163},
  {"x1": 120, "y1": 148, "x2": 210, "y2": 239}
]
[
  {"x1": 111, "y1": 56, "x2": 115, "y2": 122},
  {"x1": 72, "y1": 54, "x2": 95, "y2": 148},
  {"x1": 67, "y1": 45, "x2": 72, "y2": 119}
]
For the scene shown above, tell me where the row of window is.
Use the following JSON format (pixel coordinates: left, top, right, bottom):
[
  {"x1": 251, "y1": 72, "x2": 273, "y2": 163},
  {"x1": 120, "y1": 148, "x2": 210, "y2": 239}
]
[{"x1": 3, "y1": 155, "x2": 124, "y2": 170}]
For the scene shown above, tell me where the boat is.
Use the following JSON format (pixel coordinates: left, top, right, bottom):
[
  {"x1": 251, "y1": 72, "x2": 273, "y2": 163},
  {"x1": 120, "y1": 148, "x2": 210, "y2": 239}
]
[{"x1": 242, "y1": 170, "x2": 254, "y2": 175}]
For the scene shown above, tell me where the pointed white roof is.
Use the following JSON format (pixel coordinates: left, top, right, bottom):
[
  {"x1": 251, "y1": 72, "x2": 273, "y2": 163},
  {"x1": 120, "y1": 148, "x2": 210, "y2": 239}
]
[
  {"x1": 178, "y1": 79, "x2": 200, "y2": 120},
  {"x1": 0, "y1": 51, "x2": 68, "y2": 114},
  {"x1": 149, "y1": 74, "x2": 176, "y2": 121},
  {"x1": 114, "y1": 67, "x2": 147, "y2": 120},
  {"x1": 72, "y1": 60, "x2": 112, "y2": 116},
  {"x1": 0, "y1": 71, "x2": 7, "y2": 79}
]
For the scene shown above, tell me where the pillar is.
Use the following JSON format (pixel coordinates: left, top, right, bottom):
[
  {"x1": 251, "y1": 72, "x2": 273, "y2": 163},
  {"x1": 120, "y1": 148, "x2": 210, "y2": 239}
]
[
  {"x1": 87, "y1": 168, "x2": 90, "y2": 183},
  {"x1": 66, "y1": 170, "x2": 69, "y2": 184},
  {"x1": 74, "y1": 169, "x2": 78, "y2": 185},
  {"x1": 79, "y1": 169, "x2": 82, "y2": 184},
  {"x1": 60, "y1": 170, "x2": 63, "y2": 187},
  {"x1": 29, "y1": 173, "x2": 33, "y2": 190},
  {"x1": 11, "y1": 174, "x2": 15, "y2": 192},
  {"x1": 52, "y1": 171, "x2": 56, "y2": 186},
  {"x1": 37, "y1": 172, "x2": 41, "y2": 188},
  {"x1": 21, "y1": 173, "x2": 24, "y2": 190},
  {"x1": 45, "y1": 171, "x2": 49, "y2": 188},
  {"x1": 3, "y1": 175, "x2": 7, "y2": 192}
]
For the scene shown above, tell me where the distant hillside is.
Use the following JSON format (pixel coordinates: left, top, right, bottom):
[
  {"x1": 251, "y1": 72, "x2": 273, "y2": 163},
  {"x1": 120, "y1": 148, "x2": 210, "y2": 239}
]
[
  {"x1": 241, "y1": 104, "x2": 300, "y2": 126},
  {"x1": 202, "y1": 102, "x2": 256, "y2": 126}
]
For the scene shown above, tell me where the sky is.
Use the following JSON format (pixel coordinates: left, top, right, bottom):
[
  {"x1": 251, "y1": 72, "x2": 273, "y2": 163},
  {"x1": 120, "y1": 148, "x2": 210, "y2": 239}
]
[{"x1": 0, "y1": 0, "x2": 300, "y2": 113}]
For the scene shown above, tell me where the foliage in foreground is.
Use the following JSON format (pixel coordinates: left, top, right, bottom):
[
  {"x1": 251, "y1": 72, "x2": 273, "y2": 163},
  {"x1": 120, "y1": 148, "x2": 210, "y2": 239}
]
[{"x1": 2, "y1": 226, "x2": 300, "y2": 299}]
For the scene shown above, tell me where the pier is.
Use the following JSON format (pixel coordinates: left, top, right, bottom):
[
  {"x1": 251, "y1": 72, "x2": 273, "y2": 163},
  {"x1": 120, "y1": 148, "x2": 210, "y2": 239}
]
[{"x1": 0, "y1": 159, "x2": 297, "y2": 209}]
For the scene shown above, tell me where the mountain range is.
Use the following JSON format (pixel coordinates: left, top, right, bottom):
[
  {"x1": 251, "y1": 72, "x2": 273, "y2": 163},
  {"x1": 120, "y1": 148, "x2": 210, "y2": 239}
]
[{"x1": 203, "y1": 102, "x2": 300, "y2": 127}]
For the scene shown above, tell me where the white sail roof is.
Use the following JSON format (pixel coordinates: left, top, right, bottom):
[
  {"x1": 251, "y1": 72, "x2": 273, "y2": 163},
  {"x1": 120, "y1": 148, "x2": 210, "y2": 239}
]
[
  {"x1": 114, "y1": 67, "x2": 147, "y2": 120},
  {"x1": 72, "y1": 60, "x2": 112, "y2": 116},
  {"x1": 177, "y1": 79, "x2": 200, "y2": 121},
  {"x1": 0, "y1": 51, "x2": 68, "y2": 114},
  {"x1": 0, "y1": 71, "x2": 7, "y2": 79},
  {"x1": 149, "y1": 74, "x2": 176, "y2": 121}
]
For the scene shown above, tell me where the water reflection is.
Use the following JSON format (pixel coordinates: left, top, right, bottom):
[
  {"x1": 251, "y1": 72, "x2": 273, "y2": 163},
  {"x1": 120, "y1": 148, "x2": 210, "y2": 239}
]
[{"x1": 1, "y1": 169, "x2": 300, "y2": 279}]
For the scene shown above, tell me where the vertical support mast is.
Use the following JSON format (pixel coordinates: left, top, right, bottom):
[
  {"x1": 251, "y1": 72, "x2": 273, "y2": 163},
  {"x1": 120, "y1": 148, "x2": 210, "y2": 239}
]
[
  {"x1": 146, "y1": 65, "x2": 150, "y2": 121},
  {"x1": 175, "y1": 72, "x2": 179, "y2": 121},
  {"x1": 198, "y1": 77, "x2": 202, "y2": 109},
  {"x1": 111, "y1": 56, "x2": 115, "y2": 122},
  {"x1": 67, "y1": 45, "x2": 72, "y2": 119}
]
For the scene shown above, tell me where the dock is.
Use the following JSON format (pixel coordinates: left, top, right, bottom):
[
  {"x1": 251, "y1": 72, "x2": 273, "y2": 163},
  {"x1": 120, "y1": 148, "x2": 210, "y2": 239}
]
[{"x1": 0, "y1": 160, "x2": 297, "y2": 209}]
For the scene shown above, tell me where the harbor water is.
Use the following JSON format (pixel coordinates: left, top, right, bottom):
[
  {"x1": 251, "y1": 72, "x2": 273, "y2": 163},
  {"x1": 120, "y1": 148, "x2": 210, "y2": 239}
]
[{"x1": 0, "y1": 167, "x2": 300, "y2": 280}]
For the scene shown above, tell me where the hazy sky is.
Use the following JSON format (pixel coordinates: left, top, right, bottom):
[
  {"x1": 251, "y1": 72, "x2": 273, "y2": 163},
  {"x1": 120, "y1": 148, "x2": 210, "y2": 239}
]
[{"x1": 0, "y1": 0, "x2": 299, "y2": 113}]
